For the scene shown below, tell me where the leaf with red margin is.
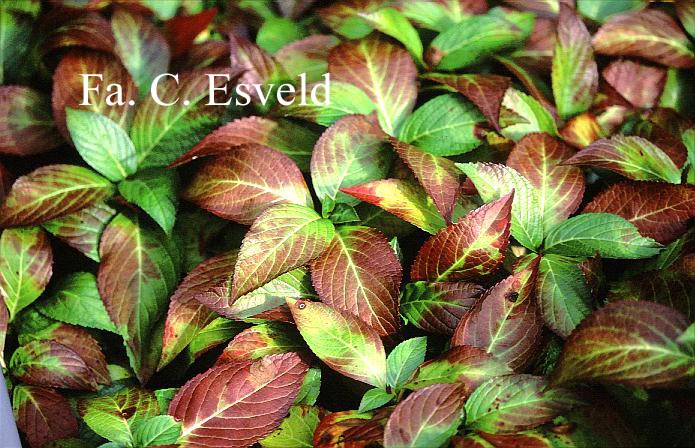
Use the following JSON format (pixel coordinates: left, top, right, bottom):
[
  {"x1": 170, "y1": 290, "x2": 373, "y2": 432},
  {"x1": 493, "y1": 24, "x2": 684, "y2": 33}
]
[
  {"x1": 41, "y1": 11, "x2": 115, "y2": 55},
  {"x1": 0, "y1": 86, "x2": 61, "y2": 156},
  {"x1": 633, "y1": 120, "x2": 688, "y2": 169},
  {"x1": 400, "y1": 282, "x2": 484, "y2": 335},
  {"x1": 452, "y1": 264, "x2": 542, "y2": 370},
  {"x1": 111, "y1": 8, "x2": 171, "y2": 95},
  {"x1": 9, "y1": 340, "x2": 97, "y2": 391},
  {"x1": 169, "y1": 353, "x2": 308, "y2": 448},
  {"x1": 12, "y1": 385, "x2": 79, "y2": 448},
  {"x1": 159, "y1": 252, "x2": 237, "y2": 370},
  {"x1": 275, "y1": 35, "x2": 340, "y2": 82},
  {"x1": 311, "y1": 115, "x2": 390, "y2": 210},
  {"x1": 24, "y1": 322, "x2": 111, "y2": 386},
  {"x1": 229, "y1": 33, "x2": 289, "y2": 103},
  {"x1": 391, "y1": 138, "x2": 461, "y2": 221},
  {"x1": 317, "y1": 0, "x2": 384, "y2": 38},
  {"x1": 583, "y1": 182, "x2": 695, "y2": 244},
  {"x1": 288, "y1": 298, "x2": 387, "y2": 387},
  {"x1": 602, "y1": 60, "x2": 666, "y2": 109},
  {"x1": 564, "y1": 135, "x2": 682, "y2": 183},
  {"x1": 411, "y1": 193, "x2": 513, "y2": 282},
  {"x1": 406, "y1": 345, "x2": 513, "y2": 393},
  {"x1": 98, "y1": 212, "x2": 180, "y2": 383},
  {"x1": 0, "y1": 165, "x2": 114, "y2": 228},
  {"x1": 551, "y1": 301, "x2": 693, "y2": 388},
  {"x1": 214, "y1": 323, "x2": 304, "y2": 364},
  {"x1": 311, "y1": 226, "x2": 402, "y2": 336},
  {"x1": 552, "y1": 4, "x2": 598, "y2": 119},
  {"x1": 384, "y1": 383, "x2": 466, "y2": 448},
  {"x1": 171, "y1": 116, "x2": 318, "y2": 171},
  {"x1": 183, "y1": 146, "x2": 313, "y2": 225},
  {"x1": 42, "y1": 202, "x2": 116, "y2": 261},
  {"x1": 341, "y1": 179, "x2": 446, "y2": 234},
  {"x1": 507, "y1": 133, "x2": 585, "y2": 233},
  {"x1": 425, "y1": 73, "x2": 511, "y2": 132},
  {"x1": 130, "y1": 68, "x2": 241, "y2": 168},
  {"x1": 52, "y1": 50, "x2": 137, "y2": 141},
  {"x1": 465, "y1": 374, "x2": 581, "y2": 434},
  {"x1": 313, "y1": 408, "x2": 390, "y2": 448},
  {"x1": 0, "y1": 227, "x2": 52, "y2": 321},
  {"x1": 232, "y1": 204, "x2": 334, "y2": 299},
  {"x1": 328, "y1": 35, "x2": 417, "y2": 135},
  {"x1": 592, "y1": 9, "x2": 695, "y2": 68},
  {"x1": 165, "y1": 8, "x2": 217, "y2": 59},
  {"x1": 559, "y1": 112, "x2": 606, "y2": 149}
]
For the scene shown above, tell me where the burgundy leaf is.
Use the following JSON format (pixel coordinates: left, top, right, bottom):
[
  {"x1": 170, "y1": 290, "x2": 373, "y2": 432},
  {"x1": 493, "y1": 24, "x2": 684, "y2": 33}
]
[
  {"x1": 602, "y1": 60, "x2": 666, "y2": 109},
  {"x1": 41, "y1": 11, "x2": 115, "y2": 55},
  {"x1": 165, "y1": 8, "x2": 218, "y2": 59},
  {"x1": 0, "y1": 86, "x2": 61, "y2": 156},
  {"x1": 13, "y1": 385, "x2": 79, "y2": 448},
  {"x1": 314, "y1": 408, "x2": 390, "y2": 448},
  {"x1": 230, "y1": 33, "x2": 287, "y2": 99}
]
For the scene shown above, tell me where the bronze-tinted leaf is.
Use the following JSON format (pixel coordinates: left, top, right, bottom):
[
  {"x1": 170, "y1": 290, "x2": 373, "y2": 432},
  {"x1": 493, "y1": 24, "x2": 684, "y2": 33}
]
[
  {"x1": 452, "y1": 264, "x2": 542, "y2": 370},
  {"x1": 584, "y1": 182, "x2": 695, "y2": 244},
  {"x1": 10, "y1": 340, "x2": 97, "y2": 391},
  {"x1": 13, "y1": 385, "x2": 79, "y2": 448},
  {"x1": 311, "y1": 226, "x2": 402, "y2": 336},
  {"x1": 602, "y1": 60, "x2": 666, "y2": 109},
  {"x1": 0, "y1": 86, "x2": 61, "y2": 156},
  {"x1": 313, "y1": 408, "x2": 389, "y2": 448},
  {"x1": 169, "y1": 353, "x2": 308, "y2": 447},
  {"x1": 411, "y1": 193, "x2": 513, "y2": 282},
  {"x1": 41, "y1": 11, "x2": 115, "y2": 55}
]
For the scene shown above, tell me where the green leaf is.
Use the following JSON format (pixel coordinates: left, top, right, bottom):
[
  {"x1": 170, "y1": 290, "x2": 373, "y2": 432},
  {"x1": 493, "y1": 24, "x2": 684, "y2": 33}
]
[
  {"x1": 131, "y1": 415, "x2": 181, "y2": 447},
  {"x1": 500, "y1": 88, "x2": 558, "y2": 141},
  {"x1": 288, "y1": 298, "x2": 387, "y2": 388},
  {"x1": 260, "y1": 405, "x2": 325, "y2": 448},
  {"x1": 0, "y1": 227, "x2": 52, "y2": 321},
  {"x1": 577, "y1": 0, "x2": 645, "y2": 23},
  {"x1": 401, "y1": 0, "x2": 486, "y2": 32},
  {"x1": 359, "y1": 7, "x2": 423, "y2": 65},
  {"x1": 465, "y1": 374, "x2": 580, "y2": 434},
  {"x1": 118, "y1": 169, "x2": 179, "y2": 235},
  {"x1": 184, "y1": 317, "x2": 246, "y2": 365},
  {"x1": 398, "y1": 94, "x2": 484, "y2": 156},
  {"x1": 0, "y1": 6, "x2": 32, "y2": 84},
  {"x1": 552, "y1": 4, "x2": 598, "y2": 119},
  {"x1": 684, "y1": 128, "x2": 695, "y2": 185},
  {"x1": 38, "y1": 272, "x2": 117, "y2": 333},
  {"x1": 294, "y1": 367, "x2": 321, "y2": 406},
  {"x1": 456, "y1": 162, "x2": 543, "y2": 250},
  {"x1": 232, "y1": 204, "x2": 334, "y2": 299},
  {"x1": 544, "y1": 213, "x2": 663, "y2": 259},
  {"x1": 65, "y1": 108, "x2": 137, "y2": 182},
  {"x1": 537, "y1": 255, "x2": 592, "y2": 338},
  {"x1": 428, "y1": 9, "x2": 534, "y2": 70},
  {"x1": 257, "y1": 17, "x2": 307, "y2": 54},
  {"x1": 386, "y1": 337, "x2": 427, "y2": 390},
  {"x1": 358, "y1": 388, "x2": 395, "y2": 413}
]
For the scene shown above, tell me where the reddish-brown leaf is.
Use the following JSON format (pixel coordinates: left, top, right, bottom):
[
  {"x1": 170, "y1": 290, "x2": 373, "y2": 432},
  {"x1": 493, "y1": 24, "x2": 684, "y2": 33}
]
[
  {"x1": 311, "y1": 226, "x2": 402, "y2": 336},
  {"x1": 328, "y1": 35, "x2": 417, "y2": 135},
  {"x1": 592, "y1": 9, "x2": 695, "y2": 68},
  {"x1": 52, "y1": 50, "x2": 137, "y2": 141},
  {"x1": 230, "y1": 33, "x2": 287, "y2": 100},
  {"x1": 314, "y1": 408, "x2": 390, "y2": 448},
  {"x1": 0, "y1": 86, "x2": 61, "y2": 156},
  {"x1": 425, "y1": 73, "x2": 511, "y2": 132},
  {"x1": 507, "y1": 133, "x2": 585, "y2": 232},
  {"x1": 13, "y1": 385, "x2": 79, "y2": 448},
  {"x1": 41, "y1": 11, "x2": 115, "y2": 55},
  {"x1": 183, "y1": 146, "x2": 313, "y2": 225},
  {"x1": 633, "y1": 120, "x2": 688, "y2": 169},
  {"x1": 583, "y1": 182, "x2": 695, "y2": 244},
  {"x1": 602, "y1": 60, "x2": 666, "y2": 109},
  {"x1": 552, "y1": 301, "x2": 693, "y2": 388},
  {"x1": 169, "y1": 353, "x2": 308, "y2": 447},
  {"x1": 0, "y1": 162, "x2": 11, "y2": 203},
  {"x1": 165, "y1": 8, "x2": 218, "y2": 59},
  {"x1": 411, "y1": 193, "x2": 513, "y2": 282},
  {"x1": 214, "y1": 323, "x2": 303, "y2": 365},
  {"x1": 391, "y1": 138, "x2": 462, "y2": 221},
  {"x1": 384, "y1": 383, "x2": 467, "y2": 448},
  {"x1": 452, "y1": 264, "x2": 542, "y2": 370}
]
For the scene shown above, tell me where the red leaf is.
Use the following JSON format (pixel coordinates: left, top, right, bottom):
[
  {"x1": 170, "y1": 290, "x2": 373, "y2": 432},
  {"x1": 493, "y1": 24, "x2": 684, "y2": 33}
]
[
  {"x1": 425, "y1": 73, "x2": 511, "y2": 132},
  {"x1": 13, "y1": 386, "x2": 79, "y2": 448},
  {"x1": 583, "y1": 182, "x2": 695, "y2": 244},
  {"x1": 165, "y1": 8, "x2": 218, "y2": 59},
  {"x1": 391, "y1": 138, "x2": 462, "y2": 221},
  {"x1": 452, "y1": 264, "x2": 542, "y2": 370},
  {"x1": 384, "y1": 383, "x2": 467, "y2": 447},
  {"x1": 552, "y1": 301, "x2": 693, "y2": 388},
  {"x1": 602, "y1": 60, "x2": 666, "y2": 109},
  {"x1": 314, "y1": 408, "x2": 390, "y2": 448},
  {"x1": 169, "y1": 353, "x2": 308, "y2": 447},
  {"x1": 52, "y1": 50, "x2": 136, "y2": 141},
  {"x1": 311, "y1": 226, "x2": 402, "y2": 336},
  {"x1": 183, "y1": 146, "x2": 313, "y2": 225},
  {"x1": 411, "y1": 193, "x2": 513, "y2": 282},
  {"x1": 214, "y1": 323, "x2": 303, "y2": 365},
  {"x1": 41, "y1": 11, "x2": 115, "y2": 55},
  {"x1": 507, "y1": 133, "x2": 585, "y2": 232},
  {"x1": 592, "y1": 9, "x2": 695, "y2": 68},
  {"x1": 0, "y1": 86, "x2": 62, "y2": 156}
]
